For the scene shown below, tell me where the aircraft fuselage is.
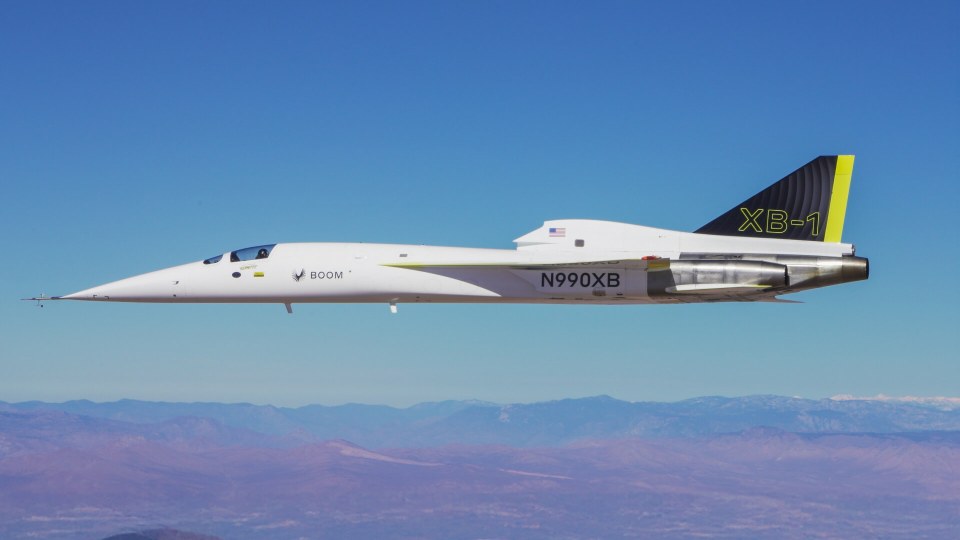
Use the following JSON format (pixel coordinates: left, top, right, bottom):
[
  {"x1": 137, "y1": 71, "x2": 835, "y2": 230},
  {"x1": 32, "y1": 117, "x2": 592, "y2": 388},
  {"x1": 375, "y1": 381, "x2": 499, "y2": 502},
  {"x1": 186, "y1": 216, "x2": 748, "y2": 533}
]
[
  {"x1": 35, "y1": 156, "x2": 870, "y2": 311},
  {"x1": 58, "y1": 220, "x2": 868, "y2": 308}
]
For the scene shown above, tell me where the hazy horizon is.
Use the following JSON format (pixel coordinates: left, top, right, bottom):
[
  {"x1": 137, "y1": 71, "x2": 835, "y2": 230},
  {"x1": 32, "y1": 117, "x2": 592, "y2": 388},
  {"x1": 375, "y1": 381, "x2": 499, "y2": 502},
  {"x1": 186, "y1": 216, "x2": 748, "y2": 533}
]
[{"x1": 5, "y1": 392, "x2": 960, "y2": 410}]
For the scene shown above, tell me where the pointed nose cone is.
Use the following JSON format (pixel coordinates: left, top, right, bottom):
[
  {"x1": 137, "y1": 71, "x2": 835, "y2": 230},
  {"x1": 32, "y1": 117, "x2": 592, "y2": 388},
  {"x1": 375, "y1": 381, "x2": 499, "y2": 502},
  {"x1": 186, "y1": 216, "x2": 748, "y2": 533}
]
[
  {"x1": 61, "y1": 285, "x2": 113, "y2": 300},
  {"x1": 61, "y1": 263, "x2": 193, "y2": 302}
]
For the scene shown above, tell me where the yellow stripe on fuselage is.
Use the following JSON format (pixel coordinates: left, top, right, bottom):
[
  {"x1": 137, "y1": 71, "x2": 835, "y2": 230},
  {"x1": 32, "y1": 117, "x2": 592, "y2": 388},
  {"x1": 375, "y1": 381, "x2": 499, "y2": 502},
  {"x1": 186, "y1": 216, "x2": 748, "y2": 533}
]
[{"x1": 824, "y1": 155, "x2": 854, "y2": 243}]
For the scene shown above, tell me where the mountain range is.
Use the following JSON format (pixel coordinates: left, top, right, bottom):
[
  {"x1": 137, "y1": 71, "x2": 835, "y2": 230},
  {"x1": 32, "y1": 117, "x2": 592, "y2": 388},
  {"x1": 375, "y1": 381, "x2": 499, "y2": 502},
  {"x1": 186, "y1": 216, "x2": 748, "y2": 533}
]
[
  {"x1": 4, "y1": 394, "x2": 960, "y2": 448},
  {"x1": 1, "y1": 395, "x2": 958, "y2": 539}
]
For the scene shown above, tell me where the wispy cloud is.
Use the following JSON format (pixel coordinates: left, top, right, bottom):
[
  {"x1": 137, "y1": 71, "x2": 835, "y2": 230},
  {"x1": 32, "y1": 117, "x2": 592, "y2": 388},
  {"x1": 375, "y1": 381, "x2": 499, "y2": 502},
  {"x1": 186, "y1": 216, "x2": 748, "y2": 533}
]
[{"x1": 831, "y1": 394, "x2": 960, "y2": 410}]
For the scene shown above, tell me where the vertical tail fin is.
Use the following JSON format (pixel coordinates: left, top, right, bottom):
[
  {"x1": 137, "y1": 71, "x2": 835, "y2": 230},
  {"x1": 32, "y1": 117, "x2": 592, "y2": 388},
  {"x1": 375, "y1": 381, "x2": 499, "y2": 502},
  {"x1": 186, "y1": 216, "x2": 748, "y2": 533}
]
[{"x1": 695, "y1": 155, "x2": 855, "y2": 242}]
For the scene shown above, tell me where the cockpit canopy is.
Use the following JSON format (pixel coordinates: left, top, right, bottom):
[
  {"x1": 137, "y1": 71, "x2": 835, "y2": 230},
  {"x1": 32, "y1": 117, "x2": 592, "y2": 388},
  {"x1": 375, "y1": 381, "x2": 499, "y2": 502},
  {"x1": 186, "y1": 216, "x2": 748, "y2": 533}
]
[{"x1": 203, "y1": 244, "x2": 276, "y2": 265}]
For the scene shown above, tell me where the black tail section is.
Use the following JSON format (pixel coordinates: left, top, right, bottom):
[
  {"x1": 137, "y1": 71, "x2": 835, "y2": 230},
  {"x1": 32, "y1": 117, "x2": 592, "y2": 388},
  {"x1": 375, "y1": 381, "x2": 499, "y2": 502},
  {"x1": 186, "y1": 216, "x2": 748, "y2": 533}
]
[{"x1": 695, "y1": 155, "x2": 854, "y2": 242}]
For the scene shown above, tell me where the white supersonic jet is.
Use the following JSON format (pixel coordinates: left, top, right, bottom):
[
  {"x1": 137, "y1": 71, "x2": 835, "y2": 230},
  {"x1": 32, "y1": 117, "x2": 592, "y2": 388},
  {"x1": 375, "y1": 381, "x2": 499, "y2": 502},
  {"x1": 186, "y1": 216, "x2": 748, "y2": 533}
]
[{"x1": 29, "y1": 155, "x2": 868, "y2": 313}]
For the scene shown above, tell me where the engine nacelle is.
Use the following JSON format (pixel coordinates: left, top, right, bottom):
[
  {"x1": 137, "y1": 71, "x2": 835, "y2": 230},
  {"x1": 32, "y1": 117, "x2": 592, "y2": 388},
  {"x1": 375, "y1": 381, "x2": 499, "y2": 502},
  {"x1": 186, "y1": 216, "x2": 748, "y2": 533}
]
[{"x1": 648, "y1": 260, "x2": 788, "y2": 297}]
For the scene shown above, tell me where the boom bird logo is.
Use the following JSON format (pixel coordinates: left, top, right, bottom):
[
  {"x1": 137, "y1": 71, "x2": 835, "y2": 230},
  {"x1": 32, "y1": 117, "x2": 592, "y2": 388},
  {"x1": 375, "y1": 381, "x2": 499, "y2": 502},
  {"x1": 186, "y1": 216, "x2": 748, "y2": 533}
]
[{"x1": 292, "y1": 269, "x2": 306, "y2": 282}]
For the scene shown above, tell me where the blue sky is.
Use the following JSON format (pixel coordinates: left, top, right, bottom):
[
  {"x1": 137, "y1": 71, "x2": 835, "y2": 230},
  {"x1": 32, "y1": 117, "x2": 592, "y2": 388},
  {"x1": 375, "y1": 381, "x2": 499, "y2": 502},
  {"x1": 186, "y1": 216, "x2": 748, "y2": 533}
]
[{"x1": 2, "y1": 1, "x2": 957, "y2": 407}]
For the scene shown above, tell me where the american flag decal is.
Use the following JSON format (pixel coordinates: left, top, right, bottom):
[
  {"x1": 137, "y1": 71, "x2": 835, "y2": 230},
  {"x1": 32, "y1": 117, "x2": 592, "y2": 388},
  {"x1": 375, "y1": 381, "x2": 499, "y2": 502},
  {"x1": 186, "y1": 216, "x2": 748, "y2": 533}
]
[{"x1": 549, "y1": 227, "x2": 566, "y2": 237}]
